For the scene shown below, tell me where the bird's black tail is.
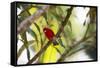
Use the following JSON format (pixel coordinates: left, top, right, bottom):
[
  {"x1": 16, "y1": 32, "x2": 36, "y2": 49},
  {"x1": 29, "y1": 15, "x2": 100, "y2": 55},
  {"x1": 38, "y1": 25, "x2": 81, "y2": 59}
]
[{"x1": 52, "y1": 40, "x2": 59, "y2": 45}]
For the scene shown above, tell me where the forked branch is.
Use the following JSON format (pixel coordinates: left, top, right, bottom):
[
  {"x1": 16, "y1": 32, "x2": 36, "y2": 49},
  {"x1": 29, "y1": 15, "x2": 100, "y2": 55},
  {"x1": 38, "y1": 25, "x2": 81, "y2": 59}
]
[{"x1": 27, "y1": 7, "x2": 74, "y2": 64}]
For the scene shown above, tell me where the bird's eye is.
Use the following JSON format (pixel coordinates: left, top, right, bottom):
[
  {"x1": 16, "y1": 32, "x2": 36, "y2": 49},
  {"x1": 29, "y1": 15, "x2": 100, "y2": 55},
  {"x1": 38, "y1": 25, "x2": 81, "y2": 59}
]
[{"x1": 44, "y1": 30, "x2": 46, "y2": 32}]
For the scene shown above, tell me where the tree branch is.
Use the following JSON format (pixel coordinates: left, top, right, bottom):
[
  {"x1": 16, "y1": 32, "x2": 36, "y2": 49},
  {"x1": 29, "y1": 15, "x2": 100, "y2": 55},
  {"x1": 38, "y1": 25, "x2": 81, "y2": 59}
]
[
  {"x1": 27, "y1": 41, "x2": 52, "y2": 64},
  {"x1": 56, "y1": 7, "x2": 73, "y2": 37},
  {"x1": 57, "y1": 33, "x2": 96, "y2": 62},
  {"x1": 20, "y1": 32, "x2": 31, "y2": 61},
  {"x1": 27, "y1": 7, "x2": 74, "y2": 64},
  {"x1": 17, "y1": 5, "x2": 50, "y2": 34},
  {"x1": 17, "y1": 40, "x2": 34, "y2": 60}
]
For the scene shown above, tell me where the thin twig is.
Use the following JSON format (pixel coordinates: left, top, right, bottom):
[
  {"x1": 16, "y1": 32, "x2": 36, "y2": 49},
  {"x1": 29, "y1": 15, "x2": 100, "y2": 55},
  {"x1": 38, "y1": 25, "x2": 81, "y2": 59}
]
[
  {"x1": 56, "y1": 7, "x2": 74, "y2": 37},
  {"x1": 17, "y1": 40, "x2": 34, "y2": 60},
  {"x1": 20, "y1": 32, "x2": 30, "y2": 61},
  {"x1": 27, "y1": 7, "x2": 74, "y2": 64}
]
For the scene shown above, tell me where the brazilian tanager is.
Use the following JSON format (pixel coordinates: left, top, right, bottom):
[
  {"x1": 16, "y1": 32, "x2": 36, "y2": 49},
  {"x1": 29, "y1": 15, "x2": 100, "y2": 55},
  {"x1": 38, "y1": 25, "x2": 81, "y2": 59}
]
[{"x1": 43, "y1": 27, "x2": 58, "y2": 45}]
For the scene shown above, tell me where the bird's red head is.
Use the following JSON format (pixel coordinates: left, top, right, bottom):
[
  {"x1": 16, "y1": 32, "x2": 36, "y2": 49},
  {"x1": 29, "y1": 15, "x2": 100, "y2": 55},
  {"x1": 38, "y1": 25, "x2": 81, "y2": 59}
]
[
  {"x1": 43, "y1": 27, "x2": 49, "y2": 33},
  {"x1": 43, "y1": 28, "x2": 47, "y2": 33}
]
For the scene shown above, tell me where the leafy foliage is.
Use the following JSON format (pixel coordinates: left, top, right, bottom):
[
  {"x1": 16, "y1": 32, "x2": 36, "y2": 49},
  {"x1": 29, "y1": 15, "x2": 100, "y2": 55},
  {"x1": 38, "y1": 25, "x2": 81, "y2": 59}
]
[{"x1": 17, "y1": 3, "x2": 97, "y2": 64}]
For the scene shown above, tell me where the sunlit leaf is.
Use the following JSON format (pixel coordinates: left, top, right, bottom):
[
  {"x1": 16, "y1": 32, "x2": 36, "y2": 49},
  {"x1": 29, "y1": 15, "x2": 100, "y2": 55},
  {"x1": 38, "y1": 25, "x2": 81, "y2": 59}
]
[
  {"x1": 34, "y1": 23, "x2": 43, "y2": 45},
  {"x1": 40, "y1": 45, "x2": 58, "y2": 63},
  {"x1": 43, "y1": 12, "x2": 49, "y2": 25},
  {"x1": 27, "y1": 28, "x2": 38, "y2": 46},
  {"x1": 28, "y1": 7, "x2": 37, "y2": 15}
]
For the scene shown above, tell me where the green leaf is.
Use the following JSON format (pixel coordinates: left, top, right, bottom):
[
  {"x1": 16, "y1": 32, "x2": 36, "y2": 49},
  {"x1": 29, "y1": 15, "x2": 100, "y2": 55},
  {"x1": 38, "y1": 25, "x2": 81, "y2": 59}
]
[
  {"x1": 56, "y1": 6, "x2": 63, "y2": 16},
  {"x1": 34, "y1": 23, "x2": 43, "y2": 45},
  {"x1": 43, "y1": 12, "x2": 49, "y2": 25},
  {"x1": 54, "y1": 47, "x2": 62, "y2": 55},
  {"x1": 58, "y1": 38, "x2": 65, "y2": 48},
  {"x1": 20, "y1": 32, "x2": 31, "y2": 61},
  {"x1": 64, "y1": 23, "x2": 74, "y2": 40},
  {"x1": 27, "y1": 28, "x2": 38, "y2": 46},
  {"x1": 67, "y1": 21, "x2": 72, "y2": 31},
  {"x1": 17, "y1": 40, "x2": 34, "y2": 60},
  {"x1": 34, "y1": 23, "x2": 40, "y2": 32}
]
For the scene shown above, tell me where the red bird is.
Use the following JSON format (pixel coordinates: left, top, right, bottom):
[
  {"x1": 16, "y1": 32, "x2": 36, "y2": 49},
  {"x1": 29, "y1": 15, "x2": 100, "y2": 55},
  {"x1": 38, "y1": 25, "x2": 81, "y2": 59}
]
[{"x1": 43, "y1": 27, "x2": 58, "y2": 45}]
